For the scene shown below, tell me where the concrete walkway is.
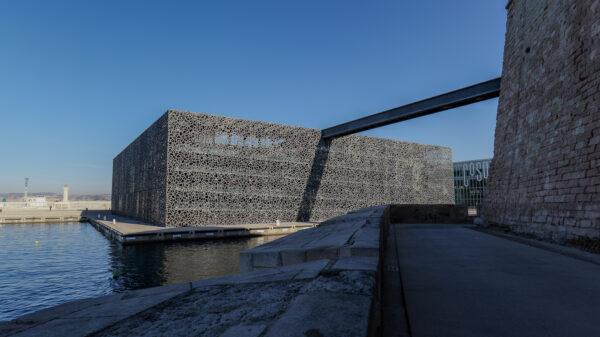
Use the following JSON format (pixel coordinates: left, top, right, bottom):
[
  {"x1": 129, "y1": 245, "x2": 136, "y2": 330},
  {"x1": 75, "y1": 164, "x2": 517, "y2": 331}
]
[{"x1": 385, "y1": 223, "x2": 600, "y2": 337}]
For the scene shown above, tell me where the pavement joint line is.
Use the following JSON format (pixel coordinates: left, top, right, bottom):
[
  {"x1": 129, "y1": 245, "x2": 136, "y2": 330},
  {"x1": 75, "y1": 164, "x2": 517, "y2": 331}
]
[
  {"x1": 61, "y1": 315, "x2": 122, "y2": 319},
  {"x1": 290, "y1": 268, "x2": 307, "y2": 280},
  {"x1": 470, "y1": 226, "x2": 600, "y2": 266},
  {"x1": 320, "y1": 258, "x2": 339, "y2": 276},
  {"x1": 391, "y1": 223, "x2": 413, "y2": 337}
]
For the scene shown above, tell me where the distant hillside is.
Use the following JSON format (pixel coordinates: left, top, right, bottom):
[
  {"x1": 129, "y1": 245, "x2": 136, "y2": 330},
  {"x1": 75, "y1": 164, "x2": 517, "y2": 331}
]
[{"x1": 0, "y1": 193, "x2": 111, "y2": 201}]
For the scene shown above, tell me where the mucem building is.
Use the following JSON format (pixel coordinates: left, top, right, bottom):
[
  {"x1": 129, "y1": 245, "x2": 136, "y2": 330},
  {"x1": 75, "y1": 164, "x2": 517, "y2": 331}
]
[{"x1": 112, "y1": 110, "x2": 454, "y2": 227}]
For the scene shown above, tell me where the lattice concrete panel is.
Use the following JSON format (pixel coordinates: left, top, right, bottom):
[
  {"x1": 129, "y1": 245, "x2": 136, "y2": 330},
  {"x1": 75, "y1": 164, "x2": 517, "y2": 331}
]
[
  {"x1": 112, "y1": 110, "x2": 453, "y2": 227},
  {"x1": 112, "y1": 113, "x2": 168, "y2": 225}
]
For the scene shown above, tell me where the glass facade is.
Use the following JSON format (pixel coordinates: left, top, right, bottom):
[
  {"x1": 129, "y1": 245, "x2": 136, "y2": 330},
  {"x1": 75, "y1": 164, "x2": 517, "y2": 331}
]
[{"x1": 454, "y1": 158, "x2": 492, "y2": 207}]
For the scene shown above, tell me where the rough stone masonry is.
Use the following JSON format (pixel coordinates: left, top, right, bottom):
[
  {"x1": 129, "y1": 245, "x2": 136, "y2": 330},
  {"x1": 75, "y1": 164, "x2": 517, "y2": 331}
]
[
  {"x1": 483, "y1": 0, "x2": 600, "y2": 241},
  {"x1": 112, "y1": 110, "x2": 453, "y2": 227}
]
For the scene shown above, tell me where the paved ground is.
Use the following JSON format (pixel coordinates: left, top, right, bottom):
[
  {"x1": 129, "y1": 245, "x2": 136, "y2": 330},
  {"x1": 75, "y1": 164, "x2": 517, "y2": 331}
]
[{"x1": 384, "y1": 223, "x2": 600, "y2": 337}]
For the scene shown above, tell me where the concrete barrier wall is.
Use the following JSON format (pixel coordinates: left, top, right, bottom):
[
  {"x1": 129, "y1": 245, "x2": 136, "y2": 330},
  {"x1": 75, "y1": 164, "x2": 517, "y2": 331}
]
[
  {"x1": 113, "y1": 110, "x2": 453, "y2": 227},
  {"x1": 390, "y1": 204, "x2": 471, "y2": 224}
]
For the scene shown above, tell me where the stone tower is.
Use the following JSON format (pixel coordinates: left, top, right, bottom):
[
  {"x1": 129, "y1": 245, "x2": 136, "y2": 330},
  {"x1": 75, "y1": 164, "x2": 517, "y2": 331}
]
[
  {"x1": 63, "y1": 185, "x2": 69, "y2": 203},
  {"x1": 483, "y1": 0, "x2": 600, "y2": 242}
]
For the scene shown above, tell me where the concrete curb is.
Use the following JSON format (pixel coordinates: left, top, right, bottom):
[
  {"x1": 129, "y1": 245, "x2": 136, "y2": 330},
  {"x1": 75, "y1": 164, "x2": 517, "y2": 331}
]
[{"x1": 472, "y1": 226, "x2": 600, "y2": 266}]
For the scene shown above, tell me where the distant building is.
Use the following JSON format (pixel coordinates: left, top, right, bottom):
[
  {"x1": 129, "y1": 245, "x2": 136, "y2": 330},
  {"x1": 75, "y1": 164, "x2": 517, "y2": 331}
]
[
  {"x1": 453, "y1": 158, "x2": 491, "y2": 207},
  {"x1": 25, "y1": 197, "x2": 48, "y2": 207}
]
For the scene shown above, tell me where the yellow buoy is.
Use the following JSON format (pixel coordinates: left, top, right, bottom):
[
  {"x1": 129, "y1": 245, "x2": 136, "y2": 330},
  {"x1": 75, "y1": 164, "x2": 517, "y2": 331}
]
[{"x1": 35, "y1": 241, "x2": 39, "y2": 245}]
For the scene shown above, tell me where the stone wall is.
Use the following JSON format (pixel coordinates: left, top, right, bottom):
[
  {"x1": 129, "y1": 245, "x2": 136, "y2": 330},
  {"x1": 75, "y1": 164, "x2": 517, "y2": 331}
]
[
  {"x1": 483, "y1": 0, "x2": 600, "y2": 241},
  {"x1": 112, "y1": 114, "x2": 168, "y2": 225},
  {"x1": 113, "y1": 110, "x2": 454, "y2": 227}
]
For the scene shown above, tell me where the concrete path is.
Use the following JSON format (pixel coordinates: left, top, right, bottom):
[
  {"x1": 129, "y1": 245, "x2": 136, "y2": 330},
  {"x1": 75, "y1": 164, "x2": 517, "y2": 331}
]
[{"x1": 386, "y1": 223, "x2": 600, "y2": 337}]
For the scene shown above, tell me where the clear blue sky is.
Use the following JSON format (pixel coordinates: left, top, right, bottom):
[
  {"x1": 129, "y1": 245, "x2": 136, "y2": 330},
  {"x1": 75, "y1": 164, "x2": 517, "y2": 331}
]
[{"x1": 0, "y1": 1, "x2": 507, "y2": 194}]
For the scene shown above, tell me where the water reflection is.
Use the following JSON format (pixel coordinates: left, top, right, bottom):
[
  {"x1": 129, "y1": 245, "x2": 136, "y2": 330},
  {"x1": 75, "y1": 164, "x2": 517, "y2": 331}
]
[
  {"x1": 0, "y1": 222, "x2": 282, "y2": 322},
  {"x1": 106, "y1": 235, "x2": 280, "y2": 292}
]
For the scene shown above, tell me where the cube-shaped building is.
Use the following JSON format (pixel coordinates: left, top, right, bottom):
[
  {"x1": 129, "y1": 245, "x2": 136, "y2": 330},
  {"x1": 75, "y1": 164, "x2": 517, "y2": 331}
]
[{"x1": 112, "y1": 110, "x2": 454, "y2": 227}]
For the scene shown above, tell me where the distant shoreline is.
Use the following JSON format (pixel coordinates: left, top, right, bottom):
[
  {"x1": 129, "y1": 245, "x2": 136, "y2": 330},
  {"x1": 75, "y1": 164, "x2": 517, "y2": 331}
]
[{"x1": 0, "y1": 193, "x2": 111, "y2": 202}]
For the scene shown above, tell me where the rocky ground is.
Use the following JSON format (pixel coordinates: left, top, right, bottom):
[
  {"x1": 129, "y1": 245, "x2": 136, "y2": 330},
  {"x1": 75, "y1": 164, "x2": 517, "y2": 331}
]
[{"x1": 93, "y1": 271, "x2": 374, "y2": 337}]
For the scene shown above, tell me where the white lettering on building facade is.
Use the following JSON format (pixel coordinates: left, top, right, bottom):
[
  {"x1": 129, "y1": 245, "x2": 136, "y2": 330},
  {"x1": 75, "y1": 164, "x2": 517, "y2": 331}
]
[{"x1": 462, "y1": 160, "x2": 490, "y2": 187}]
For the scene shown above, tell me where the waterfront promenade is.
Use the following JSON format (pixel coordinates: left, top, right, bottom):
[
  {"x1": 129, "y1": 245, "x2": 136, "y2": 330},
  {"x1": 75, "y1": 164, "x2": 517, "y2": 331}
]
[
  {"x1": 0, "y1": 207, "x2": 386, "y2": 337},
  {"x1": 2, "y1": 205, "x2": 599, "y2": 336}
]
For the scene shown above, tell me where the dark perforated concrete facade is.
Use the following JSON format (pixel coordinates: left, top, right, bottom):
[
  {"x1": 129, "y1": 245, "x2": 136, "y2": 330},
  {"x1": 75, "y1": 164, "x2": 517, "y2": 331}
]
[
  {"x1": 113, "y1": 110, "x2": 453, "y2": 227},
  {"x1": 112, "y1": 113, "x2": 168, "y2": 225}
]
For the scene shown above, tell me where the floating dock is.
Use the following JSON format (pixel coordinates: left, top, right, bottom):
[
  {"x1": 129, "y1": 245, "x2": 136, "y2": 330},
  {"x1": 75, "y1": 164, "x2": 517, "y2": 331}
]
[
  {"x1": 86, "y1": 215, "x2": 318, "y2": 245},
  {"x1": 0, "y1": 210, "x2": 318, "y2": 244}
]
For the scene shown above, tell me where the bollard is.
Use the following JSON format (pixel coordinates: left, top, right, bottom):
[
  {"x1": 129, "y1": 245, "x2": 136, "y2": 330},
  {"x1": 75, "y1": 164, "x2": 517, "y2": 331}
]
[
  {"x1": 113, "y1": 219, "x2": 116, "y2": 224},
  {"x1": 276, "y1": 219, "x2": 280, "y2": 226}
]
